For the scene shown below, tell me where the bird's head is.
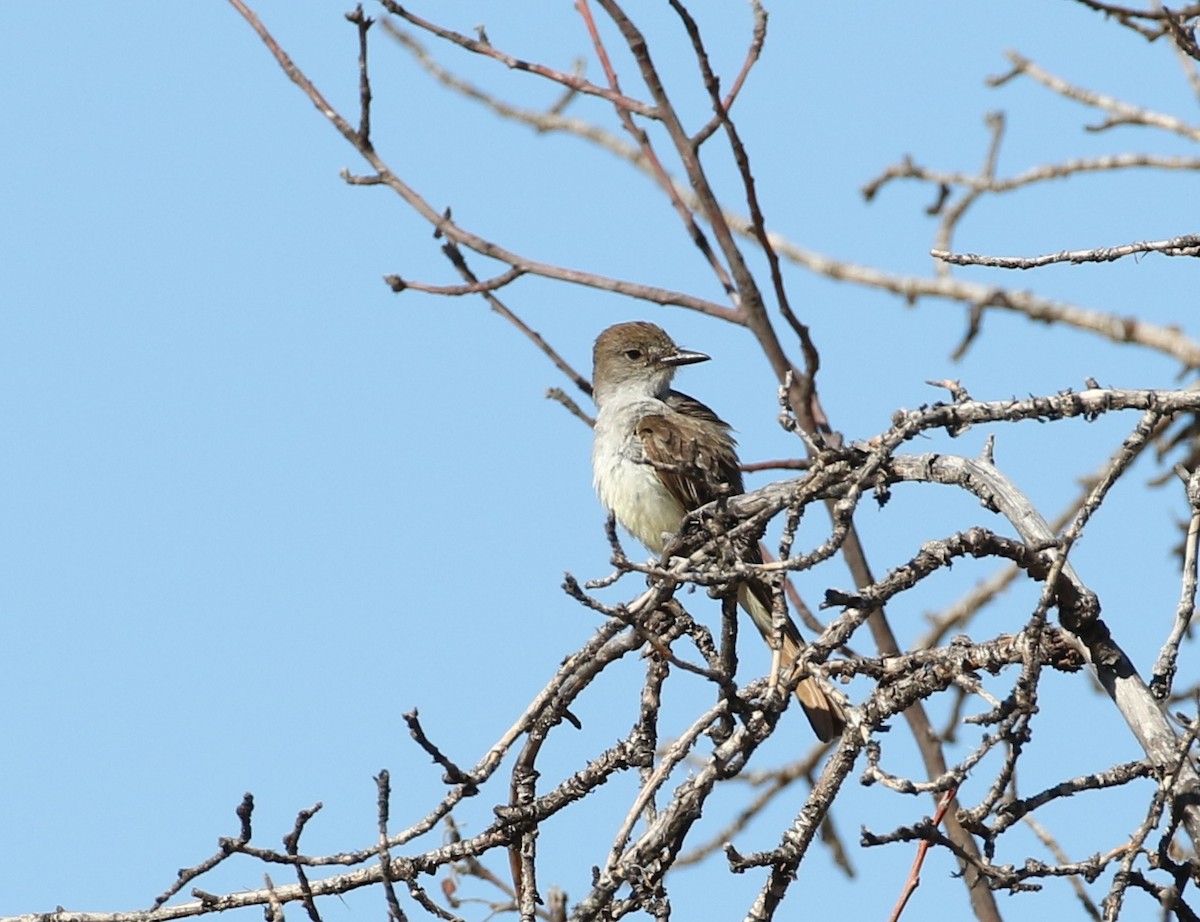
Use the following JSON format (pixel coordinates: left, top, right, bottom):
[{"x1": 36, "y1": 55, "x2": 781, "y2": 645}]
[{"x1": 592, "y1": 321, "x2": 709, "y2": 405}]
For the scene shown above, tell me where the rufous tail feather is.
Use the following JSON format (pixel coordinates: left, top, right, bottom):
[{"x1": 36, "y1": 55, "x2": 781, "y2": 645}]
[{"x1": 738, "y1": 582, "x2": 845, "y2": 742}]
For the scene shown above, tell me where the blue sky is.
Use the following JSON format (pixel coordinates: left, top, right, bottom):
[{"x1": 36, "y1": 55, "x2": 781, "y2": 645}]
[{"x1": 3, "y1": 3, "x2": 1197, "y2": 920}]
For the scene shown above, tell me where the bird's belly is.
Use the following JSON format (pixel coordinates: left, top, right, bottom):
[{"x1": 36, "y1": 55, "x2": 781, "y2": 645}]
[{"x1": 593, "y1": 448, "x2": 684, "y2": 555}]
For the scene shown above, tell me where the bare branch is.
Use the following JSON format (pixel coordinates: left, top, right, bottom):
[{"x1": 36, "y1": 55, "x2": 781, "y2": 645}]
[
  {"x1": 378, "y1": 1, "x2": 661, "y2": 118},
  {"x1": 991, "y1": 50, "x2": 1200, "y2": 141},
  {"x1": 933, "y1": 233, "x2": 1200, "y2": 268}
]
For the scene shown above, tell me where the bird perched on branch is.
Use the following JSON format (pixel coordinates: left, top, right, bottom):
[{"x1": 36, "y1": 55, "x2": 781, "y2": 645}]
[{"x1": 590, "y1": 321, "x2": 844, "y2": 741}]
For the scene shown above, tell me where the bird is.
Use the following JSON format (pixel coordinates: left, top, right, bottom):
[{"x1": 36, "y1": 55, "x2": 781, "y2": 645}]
[{"x1": 590, "y1": 321, "x2": 844, "y2": 741}]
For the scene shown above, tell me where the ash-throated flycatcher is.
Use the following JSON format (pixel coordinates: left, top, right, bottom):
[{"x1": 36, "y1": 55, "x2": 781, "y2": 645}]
[{"x1": 591, "y1": 321, "x2": 844, "y2": 741}]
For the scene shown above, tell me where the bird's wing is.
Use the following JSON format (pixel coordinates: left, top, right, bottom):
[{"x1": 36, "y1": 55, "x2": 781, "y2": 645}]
[{"x1": 636, "y1": 391, "x2": 744, "y2": 515}]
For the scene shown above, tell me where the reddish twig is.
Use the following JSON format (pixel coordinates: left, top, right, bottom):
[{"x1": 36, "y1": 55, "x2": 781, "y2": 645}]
[
  {"x1": 887, "y1": 785, "x2": 959, "y2": 922},
  {"x1": 386, "y1": 267, "x2": 525, "y2": 296},
  {"x1": 693, "y1": 0, "x2": 767, "y2": 145},
  {"x1": 576, "y1": 0, "x2": 738, "y2": 298},
  {"x1": 378, "y1": 0, "x2": 660, "y2": 118}
]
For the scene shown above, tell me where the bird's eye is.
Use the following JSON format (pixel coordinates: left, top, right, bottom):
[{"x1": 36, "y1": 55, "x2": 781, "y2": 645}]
[{"x1": 624, "y1": 349, "x2": 643, "y2": 360}]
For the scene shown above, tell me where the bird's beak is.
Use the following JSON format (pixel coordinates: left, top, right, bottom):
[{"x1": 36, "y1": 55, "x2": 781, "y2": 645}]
[{"x1": 661, "y1": 348, "x2": 710, "y2": 367}]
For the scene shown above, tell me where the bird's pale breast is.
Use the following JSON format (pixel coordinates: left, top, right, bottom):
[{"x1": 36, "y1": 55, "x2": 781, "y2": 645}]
[{"x1": 592, "y1": 403, "x2": 686, "y2": 554}]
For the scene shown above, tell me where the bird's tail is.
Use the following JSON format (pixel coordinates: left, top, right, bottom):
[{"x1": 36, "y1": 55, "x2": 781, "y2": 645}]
[{"x1": 737, "y1": 582, "x2": 846, "y2": 742}]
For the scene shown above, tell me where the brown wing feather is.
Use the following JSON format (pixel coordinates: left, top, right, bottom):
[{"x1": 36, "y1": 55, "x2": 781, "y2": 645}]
[{"x1": 638, "y1": 390, "x2": 743, "y2": 512}]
